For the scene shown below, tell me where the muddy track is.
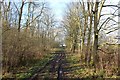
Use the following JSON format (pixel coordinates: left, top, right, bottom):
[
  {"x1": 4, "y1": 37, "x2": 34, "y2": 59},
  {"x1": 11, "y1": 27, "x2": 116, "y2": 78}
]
[{"x1": 29, "y1": 50, "x2": 67, "y2": 80}]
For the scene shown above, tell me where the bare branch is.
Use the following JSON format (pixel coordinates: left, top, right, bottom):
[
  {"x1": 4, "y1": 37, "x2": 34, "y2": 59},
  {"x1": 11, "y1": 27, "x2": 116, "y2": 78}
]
[
  {"x1": 102, "y1": 5, "x2": 120, "y2": 8},
  {"x1": 13, "y1": 2, "x2": 20, "y2": 15},
  {"x1": 98, "y1": 15, "x2": 117, "y2": 31},
  {"x1": 26, "y1": 3, "x2": 46, "y2": 27},
  {"x1": 102, "y1": 23, "x2": 118, "y2": 30},
  {"x1": 106, "y1": 27, "x2": 120, "y2": 34}
]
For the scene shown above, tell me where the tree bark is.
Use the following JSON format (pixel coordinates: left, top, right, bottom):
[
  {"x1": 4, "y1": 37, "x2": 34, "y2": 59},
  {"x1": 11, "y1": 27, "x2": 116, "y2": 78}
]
[
  {"x1": 85, "y1": 15, "x2": 92, "y2": 66},
  {"x1": 18, "y1": 1, "x2": 24, "y2": 32},
  {"x1": 93, "y1": 2, "x2": 99, "y2": 69}
]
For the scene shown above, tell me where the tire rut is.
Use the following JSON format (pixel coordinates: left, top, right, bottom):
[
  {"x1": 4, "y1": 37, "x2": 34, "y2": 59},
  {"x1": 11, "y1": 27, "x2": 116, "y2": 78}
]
[{"x1": 29, "y1": 50, "x2": 67, "y2": 80}]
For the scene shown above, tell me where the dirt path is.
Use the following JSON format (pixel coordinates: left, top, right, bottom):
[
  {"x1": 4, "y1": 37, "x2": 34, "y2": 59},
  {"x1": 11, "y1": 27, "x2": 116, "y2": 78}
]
[{"x1": 29, "y1": 50, "x2": 68, "y2": 80}]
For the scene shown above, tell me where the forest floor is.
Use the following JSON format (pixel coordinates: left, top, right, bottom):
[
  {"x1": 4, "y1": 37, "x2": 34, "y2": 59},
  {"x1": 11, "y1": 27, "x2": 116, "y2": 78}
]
[
  {"x1": 28, "y1": 50, "x2": 119, "y2": 80},
  {"x1": 26, "y1": 50, "x2": 114, "y2": 80},
  {"x1": 2, "y1": 49, "x2": 120, "y2": 80},
  {"x1": 2, "y1": 52, "x2": 55, "y2": 79}
]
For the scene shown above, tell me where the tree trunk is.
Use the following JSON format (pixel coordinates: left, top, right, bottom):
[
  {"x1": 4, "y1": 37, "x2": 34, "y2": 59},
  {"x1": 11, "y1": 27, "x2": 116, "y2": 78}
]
[
  {"x1": 85, "y1": 15, "x2": 92, "y2": 66},
  {"x1": 93, "y1": 2, "x2": 99, "y2": 69},
  {"x1": 25, "y1": 2, "x2": 31, "y2": 32},
  {"x1": 18, "y1": 1, "x2": 24, "y2": 32},
  {"x1": 117, "y1": 41, "x2": 120, "y2": 75}
]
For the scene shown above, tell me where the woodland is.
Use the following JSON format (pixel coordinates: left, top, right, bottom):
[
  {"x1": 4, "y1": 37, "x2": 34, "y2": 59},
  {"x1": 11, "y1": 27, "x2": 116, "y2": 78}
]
[{"x1": 1, "y1": 0, "x2": 120, "y2": 79}]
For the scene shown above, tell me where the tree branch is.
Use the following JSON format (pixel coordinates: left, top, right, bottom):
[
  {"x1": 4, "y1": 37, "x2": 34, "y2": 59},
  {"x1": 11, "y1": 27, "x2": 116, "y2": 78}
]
[
  {"x1": 102, "y1": 5, "x2": 120, "y2": 8},
  {"x1": 106, "y1": 27, "x2": 120, "y2": 34},
  {"x1": 26, "y1": 3, "x2": 46, "y2": 27}
]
